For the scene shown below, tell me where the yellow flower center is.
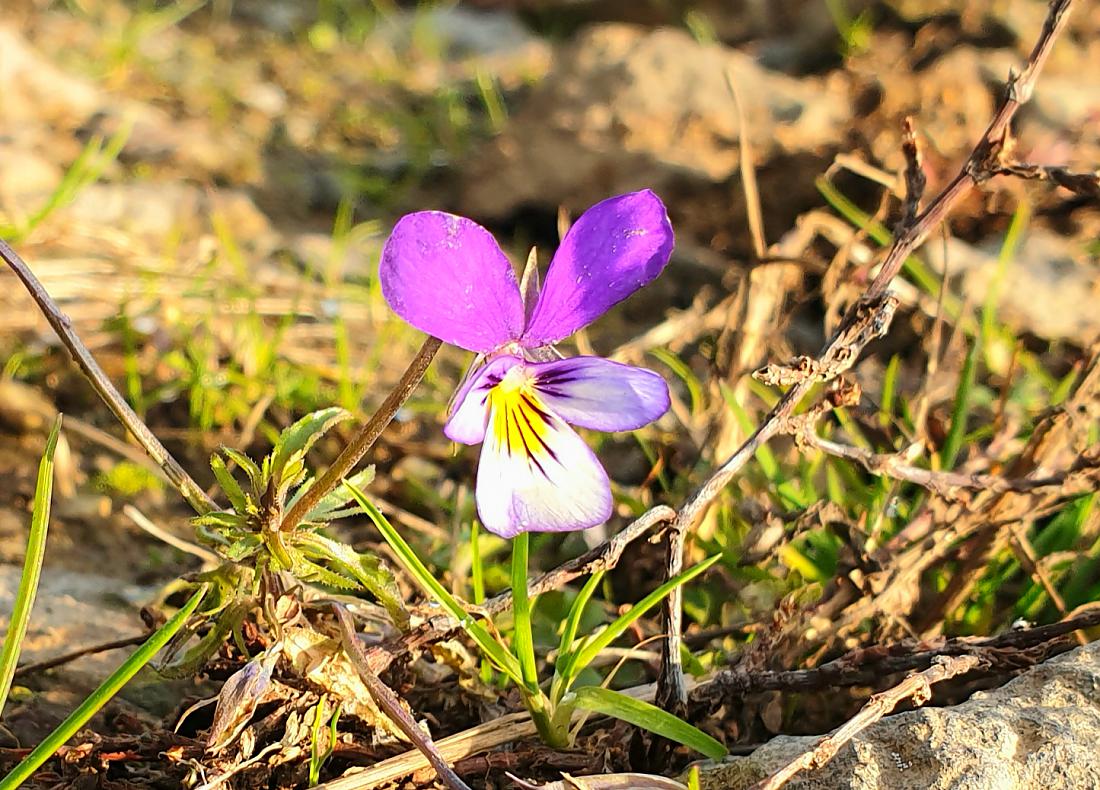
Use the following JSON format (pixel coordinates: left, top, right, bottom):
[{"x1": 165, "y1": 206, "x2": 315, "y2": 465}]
[{"x1": 487, "y1": 366, "x2": 556, "y2": 467}]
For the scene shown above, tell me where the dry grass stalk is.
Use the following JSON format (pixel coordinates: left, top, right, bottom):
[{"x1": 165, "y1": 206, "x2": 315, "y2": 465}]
[{"x1": 0, "y1": 237, "x2": 218, "y2": 514}]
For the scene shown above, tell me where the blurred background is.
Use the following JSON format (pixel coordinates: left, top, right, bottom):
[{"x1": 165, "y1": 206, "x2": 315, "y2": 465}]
[{"x1": 0, "y1": 0, "x2": 1098, "y2": 770}]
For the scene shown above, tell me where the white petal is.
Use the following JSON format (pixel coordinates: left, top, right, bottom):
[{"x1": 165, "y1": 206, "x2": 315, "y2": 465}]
[{"x1": 475, "y1": 390, "x2": 611, "y2": 538}]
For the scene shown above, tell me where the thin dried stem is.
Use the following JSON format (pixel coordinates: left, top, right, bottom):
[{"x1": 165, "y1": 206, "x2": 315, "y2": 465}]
[
  {"x1": 14, "y1": 635, "x2": 148, "y2": 678},
  {"x1": 321, "y1": 606, "x2": 1094, "y2": 788},
  {"x1": 333, "y1": 603, "x2": 472, "y2": 790},
  {"x1": 484, "y1": 505, "x2": 675, "y2": 616},
  {"x1": 278, "y1": 336, "x2": 442, "y2": 532},
  {"x1": 0, "y1": 238, "x2": 216, "y2": 515},
  {"x1": 750, "y1": 655, "x2": 981, "y2": 790},
  {"x1": 655, "y1": 0, "x2": 1079, "y2": 713}
]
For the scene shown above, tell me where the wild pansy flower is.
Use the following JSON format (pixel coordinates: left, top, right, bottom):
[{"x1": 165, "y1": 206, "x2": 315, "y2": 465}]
[{"x1": 381, "y1": 190, "x2": 673, "y2": 538}]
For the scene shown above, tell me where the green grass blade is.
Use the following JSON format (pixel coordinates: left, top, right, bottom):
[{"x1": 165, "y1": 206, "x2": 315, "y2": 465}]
[
  {"x1": 940, "y1": 338, "x2": 978, "y2": 469},
  {"x1": 880, "y1": 354, "x2": 900, "y2": 428},
  {"x1": 980, "y1": 202, "x2": 1030, "y2": 348},
  {"x1": 557, "y1": 570, "x2": 605, "y2": 665},
  {"x1": 0, "y1": 584, "x2": 208, "y2": 790},
  {"x1": 345, "y1": 482, "x2": 523, "y2": 684},
  {"x1": 511, "y1": 533, "x2": 539, "y2": 692},
  {"x1": 470, "y1": 521, "x2": 486, "y2": 605},
  {"x1": 571, "y1": 686, "x2": 726, "y2": 759},
  {"x1": 563, "y1": 555, "x2": 721, "y2": 682},
  {"x1": 0, "y1": 416, "x2": 62, "y2": 717}
]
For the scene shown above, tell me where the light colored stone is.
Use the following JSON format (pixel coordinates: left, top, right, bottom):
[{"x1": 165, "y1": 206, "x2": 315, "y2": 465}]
[
  {"x1": 924, "y1": 229, "x2": 1100, "y2": 345},
  {"x1": 0, "y1": 566, "x2": 149, "y2": 685},
  {"x1": 691, "y1": 640, "x2": 1100, "y2": 790},
  {"x1": 460, "y1": 24, "x2": 850, "y2": 217}
]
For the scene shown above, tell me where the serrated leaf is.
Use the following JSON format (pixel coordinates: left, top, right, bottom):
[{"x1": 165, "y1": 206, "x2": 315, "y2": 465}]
[
  {"x1": 290, "y1": 553, "x2": 361, "y2": 591},
  {"x1": 193, "y1": 511, "x2": 249, "y2": 530},
  {"x1": 570, "y1": 687, "x2": 726, "y2": 759},
  {"x1": 210, "y1": 455, "x2": 248, "y2": 513},
  {"x1": 220, "y1": 536, "x2": 263, "y2": 562},
  {"x1": 220, "y1": 447, "x2": 262, "y2": 493},
  {"x1": 296, "y1": 466, "x2": 376, "y2": 522},
  {"x1": 270, "y1": 408, "x2": 351, "y2": 485},
  {"x1": 294, "y1": 531, "x2": 408, "y2": 628}
]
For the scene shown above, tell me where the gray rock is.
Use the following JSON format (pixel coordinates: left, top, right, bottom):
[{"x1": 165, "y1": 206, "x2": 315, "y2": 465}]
[
  {"x1": 460, "y1": 24, "x2": 850, "y2": 218},
  {"x1": 0, "y1": 566, "x2": 149, "y2": 689},
  {"x1": 0, "y1": 25, "x2": 253, "y2": 179},
  {"x1": 691, "y1": 640, "x2": 1100, "y2": 789},
  {"x1": 924, "y1": 229, "x2": 1100, "y2": 345}
]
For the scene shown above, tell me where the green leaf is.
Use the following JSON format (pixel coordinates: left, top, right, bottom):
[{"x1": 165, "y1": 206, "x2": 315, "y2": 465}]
[
  {"x1": 290, "y1": 553, "x2": 361, "y2": 591},
  {"x1": 210, "y1": 454, "x2": 248, "y2": 513},
  {"x1": 270, "y1": 408, "x2": 351, "y2": 484},
  {"x1": 0, "y1": 585, "x2": 208, "y2": 789},
  {"x1": 295, "y1": 466, "x2": 376, "y2": 522},
  {"x1": 941, "y1": 338, "x2": 978, "y2": 470},
  {"x1": 345, "y1": 481, "x2": 524, "y2": 684},
  {"x1": 220, "y1": 447, "x2": 262, "y2": 493},
  {"x1": 561, "y1": 555, "x2": 721, "y2": 684},
  {"x1": 293, "y1": 531, "x2": 408, "y2": 627},
  {"x1": 0, "y1": 416, "x2": 60, "y2": 717},
  {"x1": 192, "y1": 511, "x2": 249, "y2": 530},
  {"x1": 571, "y1": 686, "x2": 726, "y2": 759},
  {"x1": 557, "y1": 571, "x2": 605, "y2": 673}
]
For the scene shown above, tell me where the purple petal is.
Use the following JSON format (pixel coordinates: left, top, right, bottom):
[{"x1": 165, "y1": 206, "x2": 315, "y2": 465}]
[
  {"x1": 521, "y1": 190, "x2": 674, "y2": 347},
  {"x1": 529, "y1": 356, "x2": 670, "y2": 431},
  {"x1": 444, "y1": 355, "x2": 521, "y2": 445},
  {"x1": 475, "y1": 380, "x2": 612, "y2": 537},
  {"x1": 380, "y1": 211, "x2": 525, "y2": 353}
]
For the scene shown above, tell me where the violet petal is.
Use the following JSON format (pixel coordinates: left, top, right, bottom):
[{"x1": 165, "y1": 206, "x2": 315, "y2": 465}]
[
  {"x1": 522, "y1": 190, "x2": 673, "y2": 347},
  {"x1": 530, "y1": 356, "x2": 670, "y2": 431},
  {"x1": 381, "y1": 211, "x2": 525, "y2": 352}
]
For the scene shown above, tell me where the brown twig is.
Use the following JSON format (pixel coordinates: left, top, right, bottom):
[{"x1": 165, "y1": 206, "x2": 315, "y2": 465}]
[
  {"x1": 332, "y1": 603, "x2": 472, "y2": 790},
  {"x1": 0, "y1": 238, "x2": 217, "y2": 516},
  {"x1": 484, "y1": 505, "x2": 675, "y2": 616},
  {"x1": 706, "y1": 605, "x2": 1100, "y2": 702},
  {"x1": 780, "y1": 397, "x2": 1100, "y2": 498},
  {"x1": 750, "y1": 654, "x2": 981, "y2": 790},
  {"x1": 655, "y1": 0, "x2": 1079, "y2": 712},
  {"x1": 322, "y1": 606, "x2": 1095, "y2": 789},
  {"x1": 994, "y1": 162, "x2": 1100, "y2": 197},
  {"x1": 278, "y1": 336, "x2": 442, "y2": 532},
  {"x1": 13, "y1": 634, "x2": 148, "y2": 678}
]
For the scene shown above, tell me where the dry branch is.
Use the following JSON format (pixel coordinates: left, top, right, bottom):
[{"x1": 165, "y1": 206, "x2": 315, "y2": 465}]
[
  {"x1": 321, "y1": 607, "x2": 1096, "y2": 788},
  {"x1": 705, "y1": 605, "x2": 1100, "y2": 702},
  {"x1": 333, "y1": 604, "x2": 472, "y2": 790},
  {"x1": 656, "y1": 0, "x2": 1080, "y2": 712},
  {"x1": 363, "y1": 506, "x2": 675, "y2": 674}
]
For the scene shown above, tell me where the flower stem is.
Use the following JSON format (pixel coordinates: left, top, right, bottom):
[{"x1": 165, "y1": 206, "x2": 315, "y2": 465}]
[
  {"x1": 510, "y1": 533, "x2": 539, "y2": 690},
  {"x1": 278, "y1": 335, "x2": 442, "y2": 532},
  {"x1": 510, "y1": 533, "x2": 571, "y2": 748}
]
